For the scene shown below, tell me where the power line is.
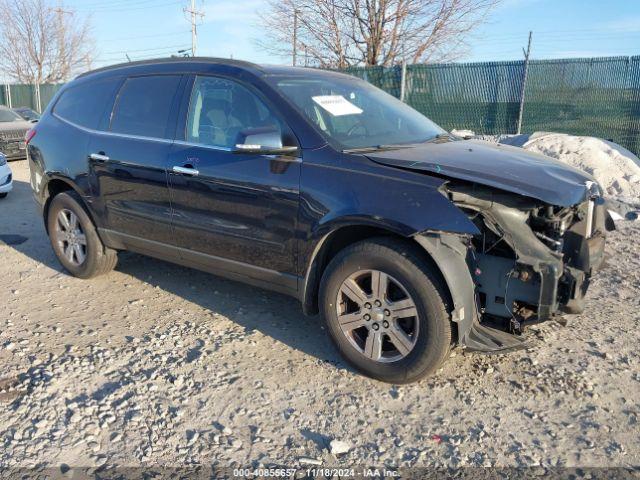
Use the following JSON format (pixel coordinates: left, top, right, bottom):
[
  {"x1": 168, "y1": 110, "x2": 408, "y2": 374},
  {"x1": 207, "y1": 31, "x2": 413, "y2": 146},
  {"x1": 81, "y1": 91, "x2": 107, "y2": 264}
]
[
  {"x1": 102, "y1": 30, "x2": 188, "y2": 42},
  {"x1": 74, "y1": 1, "x2": 181, "y2": 13},
  {"x1": 75, "y1": 0, "x2": 165, "y2": 8},
  {"x1": 95, "y1": 50, "x2": 189, "y2": 63},
  {"x1": 102, "y1": 43, "x2": 191, "y2": 55},
  {"x1": 470, "y1": 30, "x2": 640, "y2": 46}
]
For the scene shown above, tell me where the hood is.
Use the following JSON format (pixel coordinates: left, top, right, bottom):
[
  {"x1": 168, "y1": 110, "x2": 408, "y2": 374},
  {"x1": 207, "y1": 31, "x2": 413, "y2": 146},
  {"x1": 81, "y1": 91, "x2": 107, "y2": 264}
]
[
  {"x1": 366, "y1": 139, "x2": 596, "y2": 207},
  {"x1": 0, "y1": 119, "x2": 32, "y2": 132}
]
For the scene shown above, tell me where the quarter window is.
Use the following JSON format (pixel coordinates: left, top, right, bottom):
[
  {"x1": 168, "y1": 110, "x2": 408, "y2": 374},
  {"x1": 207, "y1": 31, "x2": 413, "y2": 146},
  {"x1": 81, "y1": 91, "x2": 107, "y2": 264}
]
[
  {"x1": 186, "y1": 76, "x2": 285, "y2": 149},
  {"x1": 110, "y1": 75, "x2": 181, "y2": 139},
  {"x1": 54, "y1": 77, "x2": 120, "y2": 130}
]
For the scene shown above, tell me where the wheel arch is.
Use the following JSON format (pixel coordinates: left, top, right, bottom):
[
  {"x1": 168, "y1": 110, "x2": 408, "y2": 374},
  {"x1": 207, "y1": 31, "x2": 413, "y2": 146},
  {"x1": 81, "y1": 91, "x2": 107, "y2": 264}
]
[
  {"x1": 300, "y1": 224, "x2": 456, "y2": 327},
  {"x1": 42, "y1": 177, "x2": 96, "y2": 236}
]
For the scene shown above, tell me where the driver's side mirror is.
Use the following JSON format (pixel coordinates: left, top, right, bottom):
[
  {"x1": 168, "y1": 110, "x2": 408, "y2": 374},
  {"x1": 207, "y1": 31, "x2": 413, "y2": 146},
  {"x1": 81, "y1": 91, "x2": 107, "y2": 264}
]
[{"x1": 233, "y1": 127, "x2": 298, "y2": 155}]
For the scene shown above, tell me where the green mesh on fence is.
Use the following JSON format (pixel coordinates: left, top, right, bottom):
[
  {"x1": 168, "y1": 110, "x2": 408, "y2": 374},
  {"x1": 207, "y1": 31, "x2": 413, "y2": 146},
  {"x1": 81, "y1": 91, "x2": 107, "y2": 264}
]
[
  {"x1": 0, "y1": 83, "x2": 62, "y2": 112},
  {"x1": 38, "y1": 84, "x2": 62, "y2": 110},
  {"x1": 344, "y1": 65, "x2": 403, "y2": 98},
  {"x1": 342, "y1": 56, "x2": 640, "y2": 156},
  {"x1": 2, "y1": 58, "x2": 639, "y2": 155},
  {"x1": 522, "y1": 56, "x2": 640, "y2": 156},
  {"x1": 406, "y1": 61, "x2": 525, "y2": 134},
  {"x1": 10, "y1": 84, "x2": 36, "y2": 109}
]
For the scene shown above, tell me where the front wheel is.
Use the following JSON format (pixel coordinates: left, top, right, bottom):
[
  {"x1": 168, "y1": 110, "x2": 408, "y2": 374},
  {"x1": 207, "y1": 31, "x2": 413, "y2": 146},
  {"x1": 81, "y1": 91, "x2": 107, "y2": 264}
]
[
  {"x1": 319, "y1": 238, "x2": 451, "y2": 383},
  {"x1": 47, "y1": 192, "x2": 118, "y2": 279}
]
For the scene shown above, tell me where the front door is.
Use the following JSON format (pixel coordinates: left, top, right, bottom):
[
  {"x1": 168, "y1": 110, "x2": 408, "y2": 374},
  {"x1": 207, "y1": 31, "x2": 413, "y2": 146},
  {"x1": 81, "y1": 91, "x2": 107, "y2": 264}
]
[
  {"x1": 167, "y1": 75, "x2": 300, "y2": 291},
  {"x1": 89, "y1": 74, "x2": 184, "y2": 247}
]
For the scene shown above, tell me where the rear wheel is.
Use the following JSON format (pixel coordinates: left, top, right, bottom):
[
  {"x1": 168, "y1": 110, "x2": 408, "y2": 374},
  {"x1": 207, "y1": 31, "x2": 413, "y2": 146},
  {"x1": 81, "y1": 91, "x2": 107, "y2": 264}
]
[
  {"x1": 0, "y1": 193, "x2": 7, "y2": 199},
  {"x1": 47, "y1": 192, "x2": 117, "y2": 278},
  {"x1": 320, "y1": 238, "x2": 451, "y2": 383}
]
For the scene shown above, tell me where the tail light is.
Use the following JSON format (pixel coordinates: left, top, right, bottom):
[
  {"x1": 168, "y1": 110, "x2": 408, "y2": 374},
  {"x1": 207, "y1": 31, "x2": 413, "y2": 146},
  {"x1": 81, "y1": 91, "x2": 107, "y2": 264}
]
[{"x1": 25, "y1": 127, "x2": 37, "y2": 145}]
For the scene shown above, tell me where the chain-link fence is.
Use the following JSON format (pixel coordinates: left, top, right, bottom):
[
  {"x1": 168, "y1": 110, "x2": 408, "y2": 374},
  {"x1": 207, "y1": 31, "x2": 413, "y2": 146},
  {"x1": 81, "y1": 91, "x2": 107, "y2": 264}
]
[
  {"x1": 0, "y1": 83, "x2": 63, "y2": 113},
  {"x1": 344, "y1": 55, "x2": 640, "y2": 155},
  {"x1": 2, "y1": 56, "x2": 639, "y2": 155}
]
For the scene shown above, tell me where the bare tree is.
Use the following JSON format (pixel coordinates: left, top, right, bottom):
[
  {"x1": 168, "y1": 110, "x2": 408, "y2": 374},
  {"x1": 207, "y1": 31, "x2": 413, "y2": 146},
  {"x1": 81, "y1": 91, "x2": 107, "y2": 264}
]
[
  {"x1": 258, "y1": 0, "x2": 497, "y2": 68},
  {"x1": 0, "y1": 0, "x2": 93, "y2": 84}
]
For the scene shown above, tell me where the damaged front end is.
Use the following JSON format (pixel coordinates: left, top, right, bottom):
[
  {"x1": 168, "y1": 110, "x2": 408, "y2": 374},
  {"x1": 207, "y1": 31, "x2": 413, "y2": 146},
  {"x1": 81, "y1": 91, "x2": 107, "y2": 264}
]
[
  {"x1": 448, "y1": 183, "x2": 611, "y2": 350},
  {"x1": 366, "y1": 139, "x2": 614, "y2": 352},
  {"x1": 415, "y1": 182, "x2": 613, "y2": 353}
]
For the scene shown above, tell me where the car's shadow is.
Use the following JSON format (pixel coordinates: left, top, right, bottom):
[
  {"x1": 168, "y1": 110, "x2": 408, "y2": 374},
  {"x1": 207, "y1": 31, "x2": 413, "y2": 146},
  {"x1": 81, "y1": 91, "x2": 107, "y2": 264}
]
[{"x1": 3, "y1": 177, "x2": 349, "y2": 371}]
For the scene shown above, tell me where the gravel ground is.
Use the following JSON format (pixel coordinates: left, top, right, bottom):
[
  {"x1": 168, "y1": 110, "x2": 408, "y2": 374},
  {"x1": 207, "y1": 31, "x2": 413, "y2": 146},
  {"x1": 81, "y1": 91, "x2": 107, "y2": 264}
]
[{"x1": 1, "y1": 159, "x2": 639, "y2": 471}]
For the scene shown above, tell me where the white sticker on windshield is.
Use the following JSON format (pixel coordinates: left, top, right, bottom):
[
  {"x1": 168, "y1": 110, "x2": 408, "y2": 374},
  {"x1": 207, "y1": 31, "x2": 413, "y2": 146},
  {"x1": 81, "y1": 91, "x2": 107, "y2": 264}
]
[{"x1": 312, "y1": 95, "x2": 363, "y2": 116}]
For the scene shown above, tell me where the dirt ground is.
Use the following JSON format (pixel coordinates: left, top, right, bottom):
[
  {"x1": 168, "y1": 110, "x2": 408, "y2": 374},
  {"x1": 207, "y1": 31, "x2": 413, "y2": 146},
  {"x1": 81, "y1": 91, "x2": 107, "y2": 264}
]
[{"x1": 1, "y1": 159, "x2": 639, "y2": 470}]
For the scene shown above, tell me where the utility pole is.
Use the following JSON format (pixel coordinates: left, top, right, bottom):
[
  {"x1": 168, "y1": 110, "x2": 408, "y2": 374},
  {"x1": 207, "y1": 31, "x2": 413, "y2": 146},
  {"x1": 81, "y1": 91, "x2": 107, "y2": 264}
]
[
  {"x1": 292, "y1": 9, "x2": 298, "y2": 66},
  {"x1": 53, "y1": 0, "x2": 73, "y2": 80},
  {"x1": 516, "y1": 30, "x2": 532, "y2": 135},
  {"x1": 184, "y1": 0, "x2": 205, "y2": 56}
]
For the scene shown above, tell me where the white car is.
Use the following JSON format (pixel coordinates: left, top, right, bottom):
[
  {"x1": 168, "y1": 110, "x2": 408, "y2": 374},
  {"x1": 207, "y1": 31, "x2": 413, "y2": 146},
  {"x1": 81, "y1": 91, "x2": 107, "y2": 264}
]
[{"x1": 0, "y1": 152, "x2": 12, "y2": 198}]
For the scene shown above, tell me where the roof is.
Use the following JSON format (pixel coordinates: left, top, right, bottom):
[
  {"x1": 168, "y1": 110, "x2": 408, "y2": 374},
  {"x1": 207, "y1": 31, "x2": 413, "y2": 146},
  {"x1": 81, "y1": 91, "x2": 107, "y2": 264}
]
[
  {"x1": 77, "y1": 57, "x2": 264, "y2": 79},
  {"x1": 76, "y1": 56, "x2": 354, "y2": 80}
]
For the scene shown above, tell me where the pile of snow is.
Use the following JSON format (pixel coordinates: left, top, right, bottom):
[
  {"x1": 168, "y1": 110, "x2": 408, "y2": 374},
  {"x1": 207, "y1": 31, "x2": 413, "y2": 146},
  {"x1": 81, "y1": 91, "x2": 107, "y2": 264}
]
[
  {"x1": 450, "y1": 128, "x2": 476, "y2": 139},
  {"x1": 520, "y1": 133, "x2": 640, "y2": 204}
]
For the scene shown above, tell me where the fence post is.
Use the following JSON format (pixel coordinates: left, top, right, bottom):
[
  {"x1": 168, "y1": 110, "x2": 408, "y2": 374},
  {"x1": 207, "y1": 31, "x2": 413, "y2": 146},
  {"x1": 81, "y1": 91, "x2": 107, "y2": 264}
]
[
  {"x1": 400, "y1": 60, "x2": 407, "y2": 102},
  {"x1": 517, "y1": 31, "x2": 533, "y2": 134},
  {"x1": 5, "y1": 84, "x2": 11, "y2": 108},
  {"x1": 34, "y1": 82, "x2": 42, "y2": 112}
]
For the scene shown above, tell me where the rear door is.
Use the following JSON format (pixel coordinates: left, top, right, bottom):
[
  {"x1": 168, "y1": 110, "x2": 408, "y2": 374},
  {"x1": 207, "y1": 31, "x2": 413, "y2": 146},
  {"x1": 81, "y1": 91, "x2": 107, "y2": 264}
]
[
  {"x1": 88, "y1": 74, "x2": 185, "y2": 247},
  {"x1": 167, "y1": 75, "x2": 301, "y2": 290}
]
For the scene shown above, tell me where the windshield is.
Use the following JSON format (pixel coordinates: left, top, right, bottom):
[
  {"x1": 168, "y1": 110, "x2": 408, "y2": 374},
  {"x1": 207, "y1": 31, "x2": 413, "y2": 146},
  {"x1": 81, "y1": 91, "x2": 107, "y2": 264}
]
[
  {"x1": 0, "y1": 108, "x2": 23, "y2": 122},
  {"x1": 16, "y1": 108, "x2": 39, "y2": 120},
  {"x1": 270, "y1": 74, "x2": 445, "y2": 150}
]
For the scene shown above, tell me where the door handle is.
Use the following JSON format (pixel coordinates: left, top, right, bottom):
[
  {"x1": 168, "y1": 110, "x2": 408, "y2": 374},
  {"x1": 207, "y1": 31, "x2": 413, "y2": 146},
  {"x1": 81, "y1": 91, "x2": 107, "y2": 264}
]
[
  {"x1": 172, "y1": 166, "x2": 199, "y2": 176},
  {"x1": 89, "y1": 152, "x2": 110, "y2": 162}
]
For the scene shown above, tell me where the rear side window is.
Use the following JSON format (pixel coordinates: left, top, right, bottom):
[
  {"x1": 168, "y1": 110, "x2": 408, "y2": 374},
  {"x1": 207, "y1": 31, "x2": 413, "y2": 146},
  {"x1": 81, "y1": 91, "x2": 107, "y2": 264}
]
[
  {"x1": 110, "y1": 75, "x2": 181, "y2": 139},
  {"x1": 54, "y1": 77, "x2": 120, "y2": 129}
]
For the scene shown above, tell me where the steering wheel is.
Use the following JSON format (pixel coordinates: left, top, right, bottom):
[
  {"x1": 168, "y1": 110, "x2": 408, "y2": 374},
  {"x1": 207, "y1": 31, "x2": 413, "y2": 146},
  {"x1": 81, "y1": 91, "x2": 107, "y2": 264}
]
[{"x1": 346, "y1": 120, "x2": 367, "y2": 137}]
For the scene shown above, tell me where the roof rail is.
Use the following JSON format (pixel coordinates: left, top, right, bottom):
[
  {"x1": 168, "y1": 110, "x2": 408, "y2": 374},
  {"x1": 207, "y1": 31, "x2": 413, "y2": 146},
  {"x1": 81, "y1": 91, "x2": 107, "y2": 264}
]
[{"x1": 77, "y1": 56, "x2": 261, "y2": 79}]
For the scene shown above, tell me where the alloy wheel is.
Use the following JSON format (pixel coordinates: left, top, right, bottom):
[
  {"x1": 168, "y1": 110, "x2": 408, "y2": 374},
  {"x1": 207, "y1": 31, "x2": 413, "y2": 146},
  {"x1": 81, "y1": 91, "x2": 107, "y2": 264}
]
[
  {"x1": 54, "y1": 209, "x2": 87, "y2": 266},
  {"x1": 335, "y1": 269, "x2": 420, "y2": 363}
]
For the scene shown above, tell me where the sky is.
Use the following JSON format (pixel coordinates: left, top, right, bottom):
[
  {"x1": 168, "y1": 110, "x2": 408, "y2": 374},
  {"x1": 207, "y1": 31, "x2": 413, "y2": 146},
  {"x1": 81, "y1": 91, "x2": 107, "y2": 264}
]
[{"x1": 61, "y1": 0, "x2": 640, "y2": 69}]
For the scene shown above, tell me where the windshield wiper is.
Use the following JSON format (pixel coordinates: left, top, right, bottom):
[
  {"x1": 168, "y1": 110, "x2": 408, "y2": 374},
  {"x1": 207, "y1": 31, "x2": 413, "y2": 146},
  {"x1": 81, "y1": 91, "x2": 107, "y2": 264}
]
[
  {"x1": 425, "y1": 132, "x2": 458, "y2": 143},
  {"x1": 343, "y1": 144, "x2": 416, "y2": 154}
]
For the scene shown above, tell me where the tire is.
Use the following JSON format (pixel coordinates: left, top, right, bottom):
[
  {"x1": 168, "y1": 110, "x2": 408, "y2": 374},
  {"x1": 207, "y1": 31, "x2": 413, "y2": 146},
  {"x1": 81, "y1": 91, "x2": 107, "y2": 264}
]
[
  {"x1": 47, "y1": 191, "x2": 118, "y2": 279},
  {"x1": 0, "y1": 193, "x2": 7, "y2": 199},
  {"x1": 319, "y1": 237, "x2": 451, "y2": 384}
]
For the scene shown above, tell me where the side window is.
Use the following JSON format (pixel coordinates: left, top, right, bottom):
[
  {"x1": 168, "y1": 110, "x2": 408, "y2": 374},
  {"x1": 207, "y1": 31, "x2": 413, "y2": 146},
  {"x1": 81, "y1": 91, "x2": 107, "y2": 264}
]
[
  {"x1": 110, "y1": 75, "x2": 181, "y2": 139},
  {"x1": 186, "y1": 76, "x2": 286, "y2": 149},
  {"x1": 54, "y1": 77, "x2": 120, "y2": 130}
]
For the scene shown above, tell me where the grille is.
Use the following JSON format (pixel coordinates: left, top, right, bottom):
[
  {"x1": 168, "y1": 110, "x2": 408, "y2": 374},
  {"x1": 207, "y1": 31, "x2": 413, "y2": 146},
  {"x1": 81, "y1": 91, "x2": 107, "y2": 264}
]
[{"x1": 0, "y1": 129, "x2": 28, "y2": 141}]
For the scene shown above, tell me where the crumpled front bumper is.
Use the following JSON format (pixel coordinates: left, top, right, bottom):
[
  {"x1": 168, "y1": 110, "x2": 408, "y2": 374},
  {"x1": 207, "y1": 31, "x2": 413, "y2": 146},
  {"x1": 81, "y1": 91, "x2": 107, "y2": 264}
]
[
  {"x1": 557, "y1": 210, "x2": 608, "y2": 315},
  {"x1": 420, "y1": 186, "x2": 612, "y2": 353}
]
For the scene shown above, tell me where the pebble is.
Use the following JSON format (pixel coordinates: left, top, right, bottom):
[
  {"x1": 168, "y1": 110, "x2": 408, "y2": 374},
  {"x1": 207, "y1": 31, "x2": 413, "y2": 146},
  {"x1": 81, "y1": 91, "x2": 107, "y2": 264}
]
[
  {"x1": 329, "y1": 440, "x2": 351, "y2": 455},
  {"x1": 0, "y1": 214, "x2": 637, "y2": 469},
  {"x1": 187, "y1": 432, "x2": 199, "y2": 445}
]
